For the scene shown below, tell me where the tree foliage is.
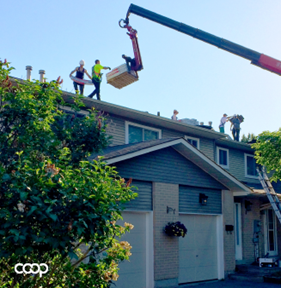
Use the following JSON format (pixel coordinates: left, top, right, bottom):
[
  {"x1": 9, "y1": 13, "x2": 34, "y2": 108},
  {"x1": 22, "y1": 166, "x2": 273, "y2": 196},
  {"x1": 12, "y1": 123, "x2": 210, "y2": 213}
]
[
  {"x1": 241, "y1": 133, "x2": 256, "y2": 143},
  {"x1": 0, "y1": 60, "x2": 137, "y2": 287},
  {"x1": 252, "y1": 129, "x2": 281, "y2": 182}
]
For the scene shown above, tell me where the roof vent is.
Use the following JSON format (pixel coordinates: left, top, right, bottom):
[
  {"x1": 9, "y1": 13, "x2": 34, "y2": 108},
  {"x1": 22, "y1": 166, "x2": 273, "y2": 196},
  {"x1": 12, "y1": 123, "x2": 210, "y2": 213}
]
[
  {"x1": 26, "y1": 66, "x2": 32, "y2": 80},
  {"x1": 39, "y1": 70, "x2": 45, "y2": 82}
]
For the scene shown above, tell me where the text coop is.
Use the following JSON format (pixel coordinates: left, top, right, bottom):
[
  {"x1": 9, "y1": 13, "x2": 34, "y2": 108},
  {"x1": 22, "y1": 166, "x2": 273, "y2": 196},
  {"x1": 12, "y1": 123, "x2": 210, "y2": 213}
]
[{"x1": 14, "y1": 263, "x2": 49, "y2": 278}]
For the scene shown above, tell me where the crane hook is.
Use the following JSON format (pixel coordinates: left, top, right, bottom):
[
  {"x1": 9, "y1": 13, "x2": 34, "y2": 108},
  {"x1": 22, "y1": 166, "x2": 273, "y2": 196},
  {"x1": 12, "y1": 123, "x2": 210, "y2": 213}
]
[{"x1": 119, "y1": 19, "x2": 128, "y2": 28}]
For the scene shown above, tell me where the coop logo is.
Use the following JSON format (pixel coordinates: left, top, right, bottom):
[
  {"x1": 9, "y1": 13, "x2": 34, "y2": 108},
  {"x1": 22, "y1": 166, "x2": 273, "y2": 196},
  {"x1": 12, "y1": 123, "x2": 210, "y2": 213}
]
[{"x1": 14, "y1": 263, "x2": 48, "y2": 278}]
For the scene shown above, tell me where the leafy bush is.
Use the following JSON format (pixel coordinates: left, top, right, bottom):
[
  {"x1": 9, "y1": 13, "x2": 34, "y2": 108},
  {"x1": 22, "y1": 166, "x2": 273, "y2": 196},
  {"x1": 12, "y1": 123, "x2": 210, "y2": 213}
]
[{"x1": 0, "y1": 60, "x2": 137, "y2": 287}]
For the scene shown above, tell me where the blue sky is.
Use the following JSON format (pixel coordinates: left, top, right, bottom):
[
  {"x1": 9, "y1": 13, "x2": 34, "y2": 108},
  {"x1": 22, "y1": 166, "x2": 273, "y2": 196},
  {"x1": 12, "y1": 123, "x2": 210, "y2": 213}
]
[{"x1": 2, "y1": 0, "x2": 281, "y2": 137}]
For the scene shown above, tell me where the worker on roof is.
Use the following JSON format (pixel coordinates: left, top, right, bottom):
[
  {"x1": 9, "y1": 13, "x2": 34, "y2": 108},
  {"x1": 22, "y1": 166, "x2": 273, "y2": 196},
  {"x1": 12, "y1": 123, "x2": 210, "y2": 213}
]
[
  {"x1": 230, "y1": 114, "x2": 242, "y2": 141},
  {"x1": 219, "y1": 113, "x2": 231, "y2": 133},
  {"x1": 171, "y1": 110, "x2": 179, "y2": 121},
  {"x1": 69, "y1": 60, "x2": 91, "y2": 95},
  {"x1": 88, "y1": 60, "x2": 111, "y2": 101}
]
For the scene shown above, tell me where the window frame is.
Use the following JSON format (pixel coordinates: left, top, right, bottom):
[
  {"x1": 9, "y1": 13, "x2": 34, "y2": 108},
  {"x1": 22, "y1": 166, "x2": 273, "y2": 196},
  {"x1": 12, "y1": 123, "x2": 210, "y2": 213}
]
[
  {"x1": 125, "y1": 121, "x2": 162, "y2": 144},
  {"x1": 244, "y1": 153, "x2": 259, "y2": 179},
  {"x1": 216, "y1": 147, "x2": 229, "y2": 169},
  {"x1": 184, "y1": 136, "x2": 200, "y2": 149}
]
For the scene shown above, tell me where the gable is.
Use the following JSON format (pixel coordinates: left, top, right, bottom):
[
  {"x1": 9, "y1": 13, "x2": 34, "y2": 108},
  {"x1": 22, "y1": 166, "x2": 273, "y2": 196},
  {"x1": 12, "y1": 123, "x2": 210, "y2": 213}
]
[{"x1": 112, "y1": 147, "x2": 226, "y2": 190}]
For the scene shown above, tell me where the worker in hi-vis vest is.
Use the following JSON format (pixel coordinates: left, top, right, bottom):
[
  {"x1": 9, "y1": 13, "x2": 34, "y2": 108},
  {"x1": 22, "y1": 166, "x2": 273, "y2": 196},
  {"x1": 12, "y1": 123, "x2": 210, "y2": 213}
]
[{"x1": 88, "y1": 60, "x2": 111, "y2": 101}]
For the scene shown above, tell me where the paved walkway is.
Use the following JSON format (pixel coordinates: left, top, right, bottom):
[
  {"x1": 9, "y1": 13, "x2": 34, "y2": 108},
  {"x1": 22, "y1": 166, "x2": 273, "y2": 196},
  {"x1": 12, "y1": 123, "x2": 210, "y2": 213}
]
[{"x1": 180, "y1": 279, "x2": 280, "y2": 287}]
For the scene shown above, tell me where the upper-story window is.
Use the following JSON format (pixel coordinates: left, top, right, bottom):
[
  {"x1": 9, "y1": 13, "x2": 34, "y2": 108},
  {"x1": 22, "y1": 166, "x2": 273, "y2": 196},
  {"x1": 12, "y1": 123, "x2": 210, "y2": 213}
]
[
  {"x1": 125, "y1": 121, "x2": 162, "y2": 144},
  {"x1": 244, "y1": 153, "x2": 259, "y2": 178},
  {"x1": 216, "y1": 147, "x2": 229, "y2": 169},
  {"x1": 184, "y1": 136, "x2": 200, "y2": 149}
]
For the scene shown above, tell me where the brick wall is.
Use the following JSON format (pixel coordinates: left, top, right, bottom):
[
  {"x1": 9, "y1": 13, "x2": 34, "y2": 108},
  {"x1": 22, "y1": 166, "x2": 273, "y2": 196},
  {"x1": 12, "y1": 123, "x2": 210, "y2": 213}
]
[
  {"x1": 153, "y1": 182, "x2": 179, "y2": 282},
  {"x1": 222, "y1": 190, "x2": 235, "y2": 274},
  {"x1": 241, "y1": 198, "x2": 260, "y2": 264}
]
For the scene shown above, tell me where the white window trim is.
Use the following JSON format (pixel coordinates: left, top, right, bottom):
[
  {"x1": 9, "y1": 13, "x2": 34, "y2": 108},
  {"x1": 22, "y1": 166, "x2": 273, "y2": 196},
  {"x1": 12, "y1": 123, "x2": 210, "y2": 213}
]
[
  {"x1": 216, "y1": 147, "x2": 229, "y2": 169},
  {"x1": 125, "y1": 121, "x2": 162, "y2": 144},
  {"x1": 263, "y1": 209, "x2": 278, "y2": 256},
  {"x1": 244, "y1": 153, "x2": 259, "y2": 179},
  {"x1": 184, "y1": 136, "x2": 200, "y2": 149},
  {"x1": 234, "y1": 202, "x2": 242, "y2": 260}
]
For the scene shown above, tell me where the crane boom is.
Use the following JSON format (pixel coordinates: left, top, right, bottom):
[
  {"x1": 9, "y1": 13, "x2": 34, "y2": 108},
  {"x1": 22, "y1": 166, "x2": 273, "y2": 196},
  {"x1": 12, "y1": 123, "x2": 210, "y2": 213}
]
[{"x1": 124, "y1": 4, "x2": 281, "y2": 76}]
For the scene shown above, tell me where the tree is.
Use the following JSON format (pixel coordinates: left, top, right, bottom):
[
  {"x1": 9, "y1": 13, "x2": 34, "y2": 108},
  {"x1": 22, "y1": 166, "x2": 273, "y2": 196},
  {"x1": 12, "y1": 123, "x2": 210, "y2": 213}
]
[
  {"x1": 0, "y1": 60, "x2": 137, "y2": 287},
  {"x1": 252, "y1": 129, "x2": 281, "y2": 182},
  {"x1": 241, "y1": 133, "x2": 256, "y2": 143}
]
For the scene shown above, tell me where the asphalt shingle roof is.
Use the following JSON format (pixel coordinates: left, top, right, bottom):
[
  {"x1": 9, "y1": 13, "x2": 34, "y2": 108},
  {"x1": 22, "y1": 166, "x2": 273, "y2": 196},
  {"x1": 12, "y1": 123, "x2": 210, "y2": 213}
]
[{"x1": 89, "y1": 137, "x2": 180, "y2": 161}]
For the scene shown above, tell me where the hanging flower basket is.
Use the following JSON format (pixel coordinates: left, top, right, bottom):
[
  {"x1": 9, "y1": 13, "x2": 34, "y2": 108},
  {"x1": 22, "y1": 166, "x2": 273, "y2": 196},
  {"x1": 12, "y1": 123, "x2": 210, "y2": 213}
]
[{"x1": 164, "y1": 221, "x2": 187, "y2": 238}]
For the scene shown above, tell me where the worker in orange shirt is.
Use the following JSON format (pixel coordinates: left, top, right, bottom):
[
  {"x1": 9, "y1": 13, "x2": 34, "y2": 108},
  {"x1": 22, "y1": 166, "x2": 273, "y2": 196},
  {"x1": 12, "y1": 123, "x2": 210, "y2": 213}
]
[{"x1": 88, "y1": 60, "x2": 111, "y2": 101}]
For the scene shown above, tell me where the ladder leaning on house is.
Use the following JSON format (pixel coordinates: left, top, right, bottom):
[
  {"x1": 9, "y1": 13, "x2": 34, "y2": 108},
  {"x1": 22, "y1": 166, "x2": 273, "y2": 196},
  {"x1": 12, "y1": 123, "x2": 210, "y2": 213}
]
[{"x1": 257, "y1": 167, "x2": 281, "y2": 225}]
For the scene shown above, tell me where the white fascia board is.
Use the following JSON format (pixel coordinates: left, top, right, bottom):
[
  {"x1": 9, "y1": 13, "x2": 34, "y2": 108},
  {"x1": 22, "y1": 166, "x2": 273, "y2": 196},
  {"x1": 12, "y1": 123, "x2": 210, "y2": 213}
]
[{"x1": 233, "y1": 191, "x2": 252, "y2": 196}]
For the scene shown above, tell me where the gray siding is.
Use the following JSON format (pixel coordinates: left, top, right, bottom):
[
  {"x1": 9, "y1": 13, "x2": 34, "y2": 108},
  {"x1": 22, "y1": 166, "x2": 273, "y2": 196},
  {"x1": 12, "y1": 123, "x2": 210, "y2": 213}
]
[
  {"x1": 163, "y1": 128, "x2": 214, "y2": 160},
  {"x1": 200, "y1": 138, "x2": 214, "y2": 160},
  {"x1": 179, "y1": 185, "x2": 222, "y2": 214},
  {"x1": 161, "y1": 128, "x2": 182, "y2": 138},
  {"x1": 227, "y1": 148, "x2": 260, "y2": 185},
  {"x1": 106, "y1": 114, "x2": 125, "y2": 146},
  {"x1": 123, "y1": 180, "x2": 152, "y2": 211},
  {"x1": 113, "y1": 147, "x2": 226, "y2": 190},
  {"x1": 105, "y1": 114, "x2": 215, "y2": 160}
]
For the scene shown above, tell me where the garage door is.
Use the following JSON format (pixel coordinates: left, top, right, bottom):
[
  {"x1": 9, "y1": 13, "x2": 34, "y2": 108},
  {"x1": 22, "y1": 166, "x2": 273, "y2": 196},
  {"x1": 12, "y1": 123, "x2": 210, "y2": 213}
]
[
  {"x1": 115, "y1": 212, "x2": 147, "y2": 288},
  {"x1": 179, "y1": 214, "x2": 218, "y2": 284}
]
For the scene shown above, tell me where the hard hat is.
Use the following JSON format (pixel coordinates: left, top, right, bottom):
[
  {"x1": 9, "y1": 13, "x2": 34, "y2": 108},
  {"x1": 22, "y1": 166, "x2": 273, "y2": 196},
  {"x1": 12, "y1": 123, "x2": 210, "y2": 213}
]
[{"x1": 79, "y1": 60, "x2": 85, "y2": 65}]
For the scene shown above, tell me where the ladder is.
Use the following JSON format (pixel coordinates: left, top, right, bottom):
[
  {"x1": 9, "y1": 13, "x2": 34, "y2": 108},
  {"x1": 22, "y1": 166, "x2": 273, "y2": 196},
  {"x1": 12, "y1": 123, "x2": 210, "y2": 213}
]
[{"x1": 257, "y1": 167, "x2": 281, "y2": 225}]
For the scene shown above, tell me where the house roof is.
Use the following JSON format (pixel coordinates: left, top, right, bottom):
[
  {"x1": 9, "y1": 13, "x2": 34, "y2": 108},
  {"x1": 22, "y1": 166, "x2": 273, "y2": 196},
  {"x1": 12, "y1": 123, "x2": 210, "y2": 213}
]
[
  {"x1": 91, "y1": 137, "x2": 253, "y2": 193},
  {"x1": 62, "y1": 92, "x2": 228, "y2": 140},
  {"x1": 9, "y1": 77, "x2": 254, "y2": 151},
  {"x1": 89, "y1": 137, "x2": 177, "y2": 161},
  {"x1": 60, "y1": 92, "x2": 255, "y2": 152}
]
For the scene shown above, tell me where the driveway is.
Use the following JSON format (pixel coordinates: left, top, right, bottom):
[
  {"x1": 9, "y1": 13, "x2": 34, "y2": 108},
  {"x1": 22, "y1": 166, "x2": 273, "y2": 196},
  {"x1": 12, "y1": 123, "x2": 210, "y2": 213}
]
[{"x1": 180, "y1": 279, "x2": 280, "y2": 288}]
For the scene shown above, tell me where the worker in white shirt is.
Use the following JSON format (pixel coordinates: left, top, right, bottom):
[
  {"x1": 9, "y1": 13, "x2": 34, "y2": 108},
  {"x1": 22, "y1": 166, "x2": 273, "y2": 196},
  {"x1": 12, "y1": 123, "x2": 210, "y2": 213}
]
[{"x1": 219, "y1": 113, "x2": 231, "y2": 133}]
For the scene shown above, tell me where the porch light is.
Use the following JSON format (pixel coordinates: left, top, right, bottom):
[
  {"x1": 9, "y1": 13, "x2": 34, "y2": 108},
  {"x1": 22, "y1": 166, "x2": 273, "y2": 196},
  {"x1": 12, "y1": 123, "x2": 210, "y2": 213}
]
[
  {"x1": 199, "y1": 193, "x2": 208, "y2": 205},
  {"x1": 245, "y1": 200, "x2": 253, "y2": 213}
]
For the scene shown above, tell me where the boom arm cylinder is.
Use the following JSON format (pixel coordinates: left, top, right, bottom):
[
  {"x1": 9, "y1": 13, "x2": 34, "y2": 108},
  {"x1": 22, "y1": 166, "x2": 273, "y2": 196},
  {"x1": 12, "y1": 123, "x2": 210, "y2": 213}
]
[{"x1": 126, "y1": 4, "x2": 281, "y2": 76}]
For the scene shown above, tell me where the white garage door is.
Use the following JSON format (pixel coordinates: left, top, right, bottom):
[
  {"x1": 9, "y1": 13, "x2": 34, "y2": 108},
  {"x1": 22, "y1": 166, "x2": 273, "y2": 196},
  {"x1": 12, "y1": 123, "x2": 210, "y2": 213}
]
[
  {"x1": 179, "y1": 214, "x2": 218, "y2": 284},
  {"x1": 115, "y1": 212, "x2": 147, "y2": 288}
]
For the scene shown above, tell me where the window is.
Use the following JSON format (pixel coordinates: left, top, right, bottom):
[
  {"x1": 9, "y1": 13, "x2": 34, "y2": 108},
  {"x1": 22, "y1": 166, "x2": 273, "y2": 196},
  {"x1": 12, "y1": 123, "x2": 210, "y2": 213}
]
[
  {"x1": 125, "y1": 121, "x2": 162, "y2": 144},
  {"x1": 244, "y1": 153, "x2": 259, "y2": 178},
  {"x1": 184, "y1": 136, "x2": 200, "y2": 149},
  {"x1": 216, "y1": 147, "x2": 229, "y2": 169}
]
